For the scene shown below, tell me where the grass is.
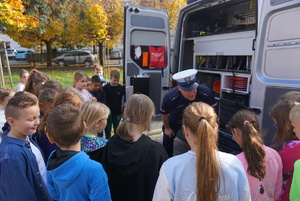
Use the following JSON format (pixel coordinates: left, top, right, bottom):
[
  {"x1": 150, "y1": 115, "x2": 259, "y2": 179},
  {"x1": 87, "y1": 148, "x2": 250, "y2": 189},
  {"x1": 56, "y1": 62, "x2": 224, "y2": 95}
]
[{"x1": 3, "y1": 67, "x2": 123, "y2": 89}]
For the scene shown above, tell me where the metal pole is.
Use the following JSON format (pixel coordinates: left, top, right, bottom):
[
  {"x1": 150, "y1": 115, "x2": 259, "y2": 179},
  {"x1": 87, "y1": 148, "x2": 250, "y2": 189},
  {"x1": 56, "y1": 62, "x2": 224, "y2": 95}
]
[
  {"x1": 3, "y1": 42, "x2": 13, "y2": 88},
  {"x1": 0, "y1": 56, "x2": 4, "y2": 87},
  {"x1": 105, "y1": 40, "x2": 110, "y2": 78}
]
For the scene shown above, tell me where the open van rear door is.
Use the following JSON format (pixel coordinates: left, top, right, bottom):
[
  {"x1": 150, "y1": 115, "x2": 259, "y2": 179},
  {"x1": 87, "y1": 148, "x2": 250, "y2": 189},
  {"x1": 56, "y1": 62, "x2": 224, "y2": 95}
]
[
  {"x1": 123, "y1": 6, "x2": 170, "y2": 114},
  {"x1": 250, "y1": 0, "x2": 300, "y2": 147}
]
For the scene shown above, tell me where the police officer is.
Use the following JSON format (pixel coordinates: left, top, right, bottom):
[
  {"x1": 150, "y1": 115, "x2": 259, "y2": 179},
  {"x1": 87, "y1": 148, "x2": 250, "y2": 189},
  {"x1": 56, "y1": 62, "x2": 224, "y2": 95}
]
[{"x1": 160, "y1": 69, "x2": 217, "y2": 157}]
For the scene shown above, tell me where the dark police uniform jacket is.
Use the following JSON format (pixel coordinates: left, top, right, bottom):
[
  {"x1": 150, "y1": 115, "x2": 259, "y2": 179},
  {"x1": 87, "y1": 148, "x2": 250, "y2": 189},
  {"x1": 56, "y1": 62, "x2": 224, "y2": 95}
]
[{"x1": 160, "y1": 85, "x2": 217, "y2": 128}]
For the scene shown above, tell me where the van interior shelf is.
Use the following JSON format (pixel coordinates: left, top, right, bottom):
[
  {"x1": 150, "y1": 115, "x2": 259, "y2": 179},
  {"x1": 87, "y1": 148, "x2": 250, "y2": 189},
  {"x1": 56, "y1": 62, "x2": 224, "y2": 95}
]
[{"x1": 186, "y1": 0, "x2": 256, "y2": 38}]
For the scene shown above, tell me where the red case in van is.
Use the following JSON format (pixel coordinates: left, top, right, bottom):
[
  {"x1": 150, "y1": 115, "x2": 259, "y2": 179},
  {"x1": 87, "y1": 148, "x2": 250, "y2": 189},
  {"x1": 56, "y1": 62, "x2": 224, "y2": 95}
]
[{"x1": 149, "y1": 46, "x2": 165, "y2": 68}]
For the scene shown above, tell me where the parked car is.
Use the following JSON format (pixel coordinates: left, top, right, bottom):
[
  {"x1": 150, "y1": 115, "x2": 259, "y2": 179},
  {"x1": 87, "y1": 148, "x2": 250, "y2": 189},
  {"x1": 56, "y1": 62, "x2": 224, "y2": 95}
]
[
  {"x1": 15, "y1": 50, "x2": 34, "y2": 60},
  {"x1": 6, "y1": 49, "x2": 17, "y2": 59},
  {"x1": 54, "y1": 50, "x2": 97, "y2": 67},
  {"x1": 110, "y1": 49, "x2": 122, "y2": 59}
]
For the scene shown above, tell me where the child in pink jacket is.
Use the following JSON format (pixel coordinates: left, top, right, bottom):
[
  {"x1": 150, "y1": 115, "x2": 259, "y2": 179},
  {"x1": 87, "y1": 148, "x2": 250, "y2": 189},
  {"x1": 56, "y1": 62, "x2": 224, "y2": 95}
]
[{"x1": 229, "y1": 109, "x2": 283, "y2": 201}]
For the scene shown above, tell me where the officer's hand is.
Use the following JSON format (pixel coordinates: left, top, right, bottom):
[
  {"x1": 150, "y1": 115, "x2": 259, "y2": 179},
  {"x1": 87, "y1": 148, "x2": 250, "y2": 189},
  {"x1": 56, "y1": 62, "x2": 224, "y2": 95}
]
[{"x1": 164, "y1": 127, "x2": 174, "y2": 138}]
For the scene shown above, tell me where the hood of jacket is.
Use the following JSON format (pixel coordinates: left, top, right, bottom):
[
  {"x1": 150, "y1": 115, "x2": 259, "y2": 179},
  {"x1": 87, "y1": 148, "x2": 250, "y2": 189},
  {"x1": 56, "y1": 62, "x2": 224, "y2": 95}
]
[
  {"x1": 104, "y1": 134, "x2": 153, "y2": 175},
  {"x1": 47, "y1": 150, "x2": 88, "y2": 188}
]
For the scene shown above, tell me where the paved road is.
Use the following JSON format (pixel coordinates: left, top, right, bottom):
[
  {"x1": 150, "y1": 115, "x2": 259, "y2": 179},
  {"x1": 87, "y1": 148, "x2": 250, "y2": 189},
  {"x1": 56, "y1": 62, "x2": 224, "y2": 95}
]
[{"x1": 147, "y1": 115, "x2": 191, "y2": 156}]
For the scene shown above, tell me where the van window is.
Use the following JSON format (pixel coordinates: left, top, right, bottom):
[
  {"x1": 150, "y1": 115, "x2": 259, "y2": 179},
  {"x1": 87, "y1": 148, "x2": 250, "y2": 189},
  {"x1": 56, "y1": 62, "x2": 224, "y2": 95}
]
[{"x1": 264, "y1": 8, "x2": 300, "y2": 80}]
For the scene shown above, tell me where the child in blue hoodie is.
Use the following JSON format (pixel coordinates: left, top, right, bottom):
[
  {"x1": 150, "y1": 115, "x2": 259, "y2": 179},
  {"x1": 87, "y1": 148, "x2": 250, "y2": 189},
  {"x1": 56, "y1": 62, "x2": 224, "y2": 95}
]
[{"x1": 45, "y1": 103, "x2": 111, "y2": 201}]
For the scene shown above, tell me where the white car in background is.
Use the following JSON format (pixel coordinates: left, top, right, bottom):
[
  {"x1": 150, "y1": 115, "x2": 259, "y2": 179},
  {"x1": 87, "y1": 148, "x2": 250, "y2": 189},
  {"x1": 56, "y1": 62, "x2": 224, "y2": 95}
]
[
  {"x1": 6, "y1": 49, "x2": 17, "y2": 59},
  {"x1": 54, "y1": 50, "x2": 97, "y2": 67},
  {"x1": 110, "y1": 49, "x2": 122, "y2": 59}
]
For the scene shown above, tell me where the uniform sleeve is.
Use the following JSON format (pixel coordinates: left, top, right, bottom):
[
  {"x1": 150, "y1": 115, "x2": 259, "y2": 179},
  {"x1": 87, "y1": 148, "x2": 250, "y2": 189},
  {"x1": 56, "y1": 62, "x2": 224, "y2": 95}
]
[
  {"x1": 89, "y1": 164, "x2": 112, "y2": 201},
  {"x1": 152, "y1": 165, "x2": 173, "y2": 201},
  {"x1": 290, "y1": 160, "x2": 300, "y2": 201},
  {"x1": 160, "y1": 91, "x2": 175, "y2": 114},
  {"x1": 0, "y1": 158, "x2": 39, "y2": 201}
]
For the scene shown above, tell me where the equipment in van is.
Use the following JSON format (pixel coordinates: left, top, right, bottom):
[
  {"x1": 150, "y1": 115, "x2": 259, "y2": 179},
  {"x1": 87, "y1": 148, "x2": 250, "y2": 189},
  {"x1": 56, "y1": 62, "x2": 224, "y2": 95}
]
[{"x1": 124, "y1": 0, "x2": 300, "y2": 153}]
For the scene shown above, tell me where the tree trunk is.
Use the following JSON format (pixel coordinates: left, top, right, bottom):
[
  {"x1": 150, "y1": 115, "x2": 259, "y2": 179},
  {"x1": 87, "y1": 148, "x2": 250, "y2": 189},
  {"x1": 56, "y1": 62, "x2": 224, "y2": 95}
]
[
  {"x1": 45, "y1": 41, "x2": 52, "y2": 67},
  {"x1": 98, "y1": 41, "x2": 104, "y2": 66}
]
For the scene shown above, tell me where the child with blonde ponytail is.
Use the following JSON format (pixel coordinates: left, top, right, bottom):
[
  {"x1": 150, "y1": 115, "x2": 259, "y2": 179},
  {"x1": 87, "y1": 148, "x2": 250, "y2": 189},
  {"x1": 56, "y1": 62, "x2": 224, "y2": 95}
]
[
  {"x1": 228, "y1": 109, "x2": 282, "y2": 200},
  {"x1": 153, "y1": 102, "x2": 251, "y2": 201}
]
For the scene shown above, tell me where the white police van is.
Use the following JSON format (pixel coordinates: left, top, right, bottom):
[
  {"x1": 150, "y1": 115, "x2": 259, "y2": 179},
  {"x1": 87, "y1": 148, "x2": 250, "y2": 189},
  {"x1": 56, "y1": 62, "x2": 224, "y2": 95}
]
[{"x1": 123, "y1": 0, "x2": 300, "y2": 153}]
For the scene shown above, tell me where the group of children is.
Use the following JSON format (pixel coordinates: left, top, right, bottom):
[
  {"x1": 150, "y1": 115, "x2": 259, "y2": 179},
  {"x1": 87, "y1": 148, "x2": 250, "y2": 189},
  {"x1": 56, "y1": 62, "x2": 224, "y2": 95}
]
[
  {"x1": 0, "y1": 66, "x2": 127, "y2": 201},
  {"x1": 72, "y1": 65, "x2": 125, "y2": 139},
  {"x1": 1, "y1": 66, "x2": 300, "y2": 201},
  {"x1": 153, "y1": 91, "x2": 300, "y2": 201}
]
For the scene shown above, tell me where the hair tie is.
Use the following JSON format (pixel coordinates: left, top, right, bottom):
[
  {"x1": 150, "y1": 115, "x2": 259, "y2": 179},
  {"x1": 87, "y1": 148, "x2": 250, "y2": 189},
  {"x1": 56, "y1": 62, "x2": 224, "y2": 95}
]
[
  {"x1": 199, "y1": 116, "x2": 206, "y2": 121},
  {"x1": 33, "y1": 70, "x2": 39, "y2": 73},
  {"x1": 126, "y1": 117, "x2": 131, "y2": 122},
  {"x1": 244, "y1": 120, "x2": 250, "y2": 125}
]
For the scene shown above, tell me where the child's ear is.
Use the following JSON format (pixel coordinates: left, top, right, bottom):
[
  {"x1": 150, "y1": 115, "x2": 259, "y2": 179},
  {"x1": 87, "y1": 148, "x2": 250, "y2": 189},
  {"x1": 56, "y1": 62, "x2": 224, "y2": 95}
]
[
  {"x1": 231, "y1": 128, "x2": 238, "y2": 136},
  {"x1": 182, "y1": 125, "x2": 189, "y2": 138},
  {"x1": 6, "y1": 117, "x2": 14, "y2": 126},
  {"x1": 46, "y1": 131, "x2": 55, "y2": 144},
  {"x1": 95, "y1": 119, "x2": 101, "y2": 128},
  {"x1": 82, "y1": 121, "x2": 87, "y2": 134}
]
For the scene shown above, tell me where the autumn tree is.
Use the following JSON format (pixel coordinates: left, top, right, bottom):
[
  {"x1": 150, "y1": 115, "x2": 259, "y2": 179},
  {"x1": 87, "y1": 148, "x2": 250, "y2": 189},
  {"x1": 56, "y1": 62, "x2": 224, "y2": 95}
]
[
  {"x1": 85, "y1": 0, "x2": 123, "y2": 65},
  {"x1": 60, "y1": 0, "x2": 107, "y2": 64},
  {"x1": 0, "y1": 0, "x2": 38, "y2": 31},
  {"x1": 5, "y1": 0, "x2": 77, "y2": 67},
  {"x1": 135, "y1": 0, "x2": 186, "y2": 33}
]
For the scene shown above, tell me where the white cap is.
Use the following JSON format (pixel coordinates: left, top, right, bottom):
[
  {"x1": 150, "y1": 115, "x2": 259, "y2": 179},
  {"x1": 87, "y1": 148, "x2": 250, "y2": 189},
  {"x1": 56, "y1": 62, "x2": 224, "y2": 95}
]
[{"x1": 172, "y1": 69, "x2": 198, "y2": 91}]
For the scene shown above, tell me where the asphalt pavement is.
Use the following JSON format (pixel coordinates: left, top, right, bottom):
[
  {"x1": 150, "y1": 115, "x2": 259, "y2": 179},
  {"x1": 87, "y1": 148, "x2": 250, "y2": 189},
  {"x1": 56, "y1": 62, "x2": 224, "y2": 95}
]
[{"x1": 145, "y1": 115, "x2": 190, "y2": 156}]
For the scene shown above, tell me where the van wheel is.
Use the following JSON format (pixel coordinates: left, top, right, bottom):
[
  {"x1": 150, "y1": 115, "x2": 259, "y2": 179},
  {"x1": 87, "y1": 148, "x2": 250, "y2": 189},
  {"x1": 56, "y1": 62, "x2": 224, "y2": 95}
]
[
  {"x1": 84, "y1": 60, "x2": 92, "y2": 67},
  {"x1": 58, "y1": 60, "x2": 65, "y2": 67}
]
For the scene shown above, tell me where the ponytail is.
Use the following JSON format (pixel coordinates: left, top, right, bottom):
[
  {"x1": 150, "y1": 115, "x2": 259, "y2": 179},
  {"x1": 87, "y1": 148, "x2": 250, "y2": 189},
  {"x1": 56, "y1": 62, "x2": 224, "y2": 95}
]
[
  {"x1": 228, "y1": 110, "x2": 266, "y2": 179},
  {"x1": 183, "y1": 102, "x2": 219, "y2": 201},
  {"x1": 242, "y1": 121, "x2": 266, "y2": 179},
  {"x1": 24, "y1": 69, "x2": 49, "y2": 95}
]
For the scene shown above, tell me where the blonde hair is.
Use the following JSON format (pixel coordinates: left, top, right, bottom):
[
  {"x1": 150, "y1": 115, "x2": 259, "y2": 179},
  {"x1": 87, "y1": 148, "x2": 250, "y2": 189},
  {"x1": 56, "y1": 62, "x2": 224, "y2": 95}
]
[
  {"x1": 81, "y1": 102, "x2": 110, "y2": 129},
  {"x1": 24, "y1": 69, "x2": 49, "y2": 95},
  {"x1": 271, "y1": 100, "x2": 299, "y2": 145},
  {"x1": 182, "y1": 102, "x2": 219, "y2": 201},
  {"x1": 110, "y1": 69, "x2": 120, "y2": 79},
  {"x1": 228, "y1": 110, "x2": 266, "y2": 179},
  {"x1": 73, "y1": 71, "x2": 88, "y2": 87},
  {"x1": 116, "y1": 94, "x2": 154, "y2": 141},
  {"x1": 93, "y1": 64, "x2": 103, "y2": 71},
  {"x1": 290, "y1": 104, "x2": 300, "y2": 125}
]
